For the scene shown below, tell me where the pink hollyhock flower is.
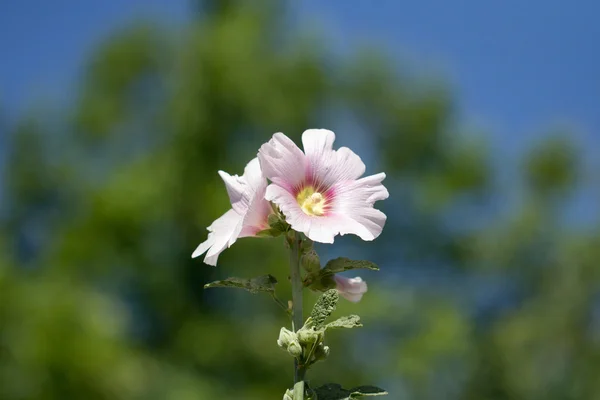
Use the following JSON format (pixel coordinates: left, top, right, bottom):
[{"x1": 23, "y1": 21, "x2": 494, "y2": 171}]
[
  {"x1": 334, "y1": 275, "x2": 368, "y2": 302},
  {"x1": 192, "y1": 158, "x2": 272, "y2": 266},
  {"x1": 258, "y1": 129, "x2": 388, "y2": 243}
]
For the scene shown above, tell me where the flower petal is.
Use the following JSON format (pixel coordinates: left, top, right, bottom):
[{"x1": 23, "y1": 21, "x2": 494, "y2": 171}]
[
  {"x1": 217, "y1": 170, "x2": 247, "y2": 215},
  {"x1": 341, "y1": 292, "x2": 365, "y2": 302},
  {"x1": 241, "y1": 158, "x2": 264, "y2": 193},
  {"x1": 266, "y1": 183, "x2": 345, "y2": 243},
  {"x1": 192, "y1": 209, "x2": 243, "y2": 266},
  {"x1": 302, "y1": 129, "x2": 366, "y2": 189},
  {"x1": 265, "y1": 184, "x2": 311, "y2": 235},
  {"x1": 329, "y1": 173, "x2": 389, "y2": 241},
  {"x1": 240, "y1": 178, "x2": 271, "y2": 238},
  {"x1": 334, "y1": 275, "x2": 368, "y2": 302},
  {"x1": 258, "y1": 132, "x2": 307, "y2": 191},
  {"x1": 301, "y1": 129, "x2": 336, "y2": 165}
]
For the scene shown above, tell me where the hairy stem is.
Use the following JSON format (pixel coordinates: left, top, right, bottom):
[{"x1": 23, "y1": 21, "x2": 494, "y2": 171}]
[{"x1": 289, "y1": 233, "x2": 305, "y2": 399}]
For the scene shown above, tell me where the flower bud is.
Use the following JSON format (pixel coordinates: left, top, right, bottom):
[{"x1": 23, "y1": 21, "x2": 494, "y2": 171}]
[
  {"x1": 283, "y1": 389, "x2": 294, "y2": 400},
  {"x1": 300, "y1": 249, "x2": 321, "y2": 273},
  {"x1": 287, "y1": 340, "x2": 303, "y2": 358},
  {"x1": 268, "y1": 213, "x2": 289, "y2": 233},
  {"x1": 297, "y1": 327, "x2": 320, "y2": 346},
  {"x1": 313, "y1": 344, "x2": 330, "y2": 362},
  {"x1": 334, "y1": 275, "x2": 368, "y2": 302},
  {"x1": 277, "y1": 327, "x2": 297, "y2": 349},
  {"x1": 300, "y1": 237, "x2": 314, "y2": 252}
]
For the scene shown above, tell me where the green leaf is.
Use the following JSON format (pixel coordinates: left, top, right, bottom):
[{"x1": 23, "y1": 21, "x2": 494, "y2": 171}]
[
  {"x1": 313, "y1": 383, "x2": 388, "y2": 399},
  {"x1": 309, "y1": 289, "x2": 339, "y2": 328},
  {"x1": 326, "y1": 315, "x2": 362, "y2": 330},
  {"x1": 305, "y1": 258, "x2": 378, "y2": 292},
  {"x1": 203, "y1": 274, "x2": 277, "y2": 294},
  {"x1": 322, "y1": 258, "x2": 379, "y2": 275}
]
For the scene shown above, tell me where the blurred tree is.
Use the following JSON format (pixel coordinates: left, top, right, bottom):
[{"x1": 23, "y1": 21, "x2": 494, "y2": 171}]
[{"x1": 1, "y1": 1, "x2": 599, "y2": 399}]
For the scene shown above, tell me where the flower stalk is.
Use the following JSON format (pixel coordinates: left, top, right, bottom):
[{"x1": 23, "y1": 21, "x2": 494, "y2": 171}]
[
  {"x1": 288, "y1": 232, "x2": 306, "y2": 399},
  {"x1": 193, "y1": 129, "x2": 389, "y2": 398}
]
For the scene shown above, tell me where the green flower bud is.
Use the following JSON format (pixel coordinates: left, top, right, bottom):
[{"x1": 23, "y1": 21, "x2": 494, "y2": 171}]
[
  {"x1": 297, "y1": 326, "x2": 321, "y2": 346},
  {"x1": 313, "y1": 344, "x2": 330, "y2": 362},
  {"x1": 268, "y1": 213, "x2": 289, "y2": 232},
  {"x1": 287, "y1": 340, "x2": 303, "y2": 358},
  {"x1": 277, "y1": 327, "x2": 297, "y2": 349},
  {"x1": 300, "y1": 237, "x2": 314, "y2": 252},
  {"x1": 267, "y1": 213, "x2": 281, "y2": 227},
  {"x1": 300, "y1": 249, "x2": 321, "y2": 273}
]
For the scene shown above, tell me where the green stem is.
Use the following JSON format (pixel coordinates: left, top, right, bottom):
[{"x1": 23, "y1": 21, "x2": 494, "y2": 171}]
[
  {"x1": 289, "y1": 233, "x2": 305, "y2": 399},
  {"x1": 271, "y1": 292, "x2": 291, "y2": 316}
]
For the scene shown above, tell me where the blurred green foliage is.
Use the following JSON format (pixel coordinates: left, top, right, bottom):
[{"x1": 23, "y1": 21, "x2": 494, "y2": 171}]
[{"x1": 2, "y1": 1, "x2": 599, "y2": 399}]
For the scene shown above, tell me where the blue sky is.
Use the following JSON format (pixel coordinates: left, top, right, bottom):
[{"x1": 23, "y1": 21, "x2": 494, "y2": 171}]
[
  {"x1": 1, "y1": 0, "x2": 598, "y2": 154},
  {"x1": 298, "y1": 0, "x2": 600, "y2": 151}
]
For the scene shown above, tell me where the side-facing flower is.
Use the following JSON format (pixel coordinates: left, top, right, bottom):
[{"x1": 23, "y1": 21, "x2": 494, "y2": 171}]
[
  {"x1": 258, "y1": 129, "x2": 389, "y2": 243},
  {"x1": 334, "y1": 275, "x2": 368, "y2": 303},
  {"x1": 192, "y1": 158, "x2": 272, "y2": 265}
]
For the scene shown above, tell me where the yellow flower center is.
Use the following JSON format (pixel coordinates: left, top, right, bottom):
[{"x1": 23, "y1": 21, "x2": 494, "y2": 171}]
[{"x1": 297, "y1": 187, "x2": 326, "y2": 216}]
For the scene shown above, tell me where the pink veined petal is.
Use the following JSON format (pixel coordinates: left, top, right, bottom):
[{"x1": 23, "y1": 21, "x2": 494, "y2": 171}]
[
  {"x1": 304, "y1": 215, "x2": 338, "y2": 244},
  {"x1": 265, "y1": 183, "x2": 311, "y2": 234},
  {"x1": 334, "y1": 275, "x2": 368, "y2": 303},
  {"x1": 329, "y1": 172, "x2": 389, "y2": 241},
  {"x1": 301, "y1": 129, "x2": 366, "y2": 189},
  {"x1": 241, "y1": 158, "x2": 264, "y2": 193},
  {"x1": 258, "y1": 132, "x2": 307, "y2": 192},
  {"x1": 239, "y1": 171, "x2": 271, "y2": 238},
  {"x1": 340, "y1": 291, "x2": 365, "y2": 303},
  {"x1": 274, "y1": 172, "x2": 387, "y2": 243},
  {"x1": 301, "y1": 129, "x2": 335, "y2": 165},
  {"x1": 217, "y1": 170, "x2": 247, "y2": 215},
  {"x1": 192, "y1": 157, "x2": 275, "y2": 265},
  {"x1": 191, "y1": 209, "x2": 243, "y2": 266},
  {"x1": 217, "y1": 158, "x2": 264, "y2": 216}
]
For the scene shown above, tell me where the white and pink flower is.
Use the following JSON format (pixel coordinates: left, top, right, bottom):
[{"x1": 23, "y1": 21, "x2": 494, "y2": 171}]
[
  {"x1": 258, "y1": 129, "x2": 389, "y2": 243},
  {"x1": 192, "y1": 158, "x2": 272, "y2": 266},
  {"x1": 334, "y1": 275, "x2": 368, "y2": 302}
]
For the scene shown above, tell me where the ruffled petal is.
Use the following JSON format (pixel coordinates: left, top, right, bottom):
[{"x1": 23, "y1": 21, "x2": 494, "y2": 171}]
[
  {"x1": 193, "y1": 157, "x2": 274, "y2": 265},
  {"x1": 240, "y1": 178, "x2": 271, "y2": 238},
  {"x1": 329, "y1": 173, "x2": 389, "y2": 241},
  {"x1": 192, "y1": 209, "x2": 243, "y2": 266},
  {"x1": 241, "y1": 158, "x2": 264, "y2": 193},
  {"x1": 258, "y1": 133, "x2": 307, "y2": 192},
  {"x1": 301, "y1": 129, "x2": 336, "y2": 165},
  {"x1": 217, "y1": 171, "x2": 247, "y2": 215},
  {"x1": 302, "y1": 129, "x2": 366, "y2": 189},
  {"x1": 334, "y1": 275, "x2": 368, "y2": 303},
  {"x1": 265, "y1": 184, "x2": 311, "y2": 235},
  {"x1": 275, "y1": 173, "x2": 387, "y2": 243}
]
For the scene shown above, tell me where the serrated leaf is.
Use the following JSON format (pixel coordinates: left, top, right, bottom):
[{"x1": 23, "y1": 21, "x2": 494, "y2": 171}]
[
  {"x1": 204, "y1": 274, "x2": 277, "y2": 294},
  {"x1": 309, "y1": 289, "x2": 339, "y2": 328},
  {"x1": 325, "y1": 315, "x2": 362, "y2": 330},
  {"x1": 322, "y1": 258, "x2": 379, "y2": 275},
  {"x1": 314, "y1": 383, "x2": 388, "y2": 399},
  {"x1": 304, "y1": 273, "x2": 336, "y2": 292}
]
